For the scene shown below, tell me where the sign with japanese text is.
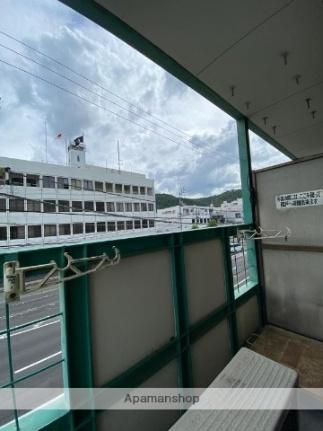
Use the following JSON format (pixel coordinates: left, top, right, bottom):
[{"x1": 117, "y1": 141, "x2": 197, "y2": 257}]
[{"x1": 276, "y1": 189, "x2": 323, "y2": 209}]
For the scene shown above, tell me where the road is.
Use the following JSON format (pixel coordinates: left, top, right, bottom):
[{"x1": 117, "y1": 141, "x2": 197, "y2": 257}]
[
  {"x1": 231, "y1": 251, "x2": 249, "y2": 289},
  {"x1": 0, "y1": 287, "x2": 63, "y2": 426}
]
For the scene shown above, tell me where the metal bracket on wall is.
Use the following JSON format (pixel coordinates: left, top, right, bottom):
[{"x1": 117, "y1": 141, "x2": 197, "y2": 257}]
[
  {"x1": 3, "y1": 246, "x2": 120, "y2": 303},
  {"x1": 238, "y1": 226, "x2": 291, "y2": 241}
]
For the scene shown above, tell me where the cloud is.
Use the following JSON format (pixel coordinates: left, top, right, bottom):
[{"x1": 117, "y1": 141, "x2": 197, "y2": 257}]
[{"x1": 0, "y1": 0, "x2": 289, "y2": 197}]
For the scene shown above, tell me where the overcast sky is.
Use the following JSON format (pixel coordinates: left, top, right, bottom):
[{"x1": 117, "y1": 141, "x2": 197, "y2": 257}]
[{"x1": 0, "y1": 0, "x2": 289, "y2": 196}]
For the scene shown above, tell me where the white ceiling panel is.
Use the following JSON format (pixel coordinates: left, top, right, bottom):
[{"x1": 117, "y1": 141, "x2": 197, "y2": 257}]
[{"x1": 92, "y1": 0, "x2": 323, "y2": 158}]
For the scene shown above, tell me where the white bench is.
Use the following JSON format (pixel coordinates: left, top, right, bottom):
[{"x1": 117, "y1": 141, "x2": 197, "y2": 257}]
[{"x1": 169, "y1": 347, "x2": 298, "y2": 431}]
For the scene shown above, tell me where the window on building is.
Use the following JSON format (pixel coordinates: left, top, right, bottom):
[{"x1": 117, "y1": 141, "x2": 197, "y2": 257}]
[
  {"x1": 58, "y1": 200, "x2": 70, "y2": 212},
  {"x1": 140, "y1": 186, "x2": 145, "y2": 195},
  {"x1": 10, "y1": 225, "x2": 25, "y2": 239},
  {"x1": 142, "y1": 219, "x2": 148, "y2": 228},
  {"x1": 9, "y1": 198, "x2": 24, "y2": 212},
  {"x1": 83, "y1": 179, "x2": 93, "y2": 191},
  {"x1": 26, "y1": 174, "x2": 39, "y2": 187},
  {"x1": 59, "y1": 224, "x2": 71, "y2": 235},
  {"x1": 43, "y1": 200, "x2": 56, "y2": 213},
  {"x1": 27, "y1": 199, "x2": 41, "y2": 212},
  {"x1": 57, "y1": 177, "x2": 69, "y2": 189},
  {"x1": 126, "y1": 220, "x2": 133, "y2": 230},
  {"x1": 96, "y1": 201, "x2": 105, "y2": 212},
  {"x1": 85, "y1": 223, "x2": 95, "y2": 233},
  {"x1": 71, "y1": 201, "x2": 82, "y2": 212},
  {"x1": 28, "y1": 225, "x2": 42, "y2": 238},
  {"x1": 72, "y1": 223, "x2": 83, "y2": 234},
  {"x1": 133, "y1": 203, "x2": 140, "y2": 212},
  {"x1": 43, "y1": 175, "x2": 55, "y2": 188},
  {"x1": 147, "y1": 187, "x2": 153, "y2": 196},
  {"x1": 141, "y1": 203, "x2": 147, "y2": 212},
  {"x1": 116, "y1": 202, "x2": 124, "y2": 212},
  {"x1": 134, "y1": 220, "x2": 141, "y2": 229},
  {"x1": 115, "y1": 184, "x2": 123, "y2": 193},
  {"x1": 107, "y1": 221, "x2": 116, "y2": 231},
  {"x1": 106, "y1": 202, "x2": 115, "y2": 212},
  {"x1": 0, "y1": 226, "x2": 7, "y2": 240},
  {"x1": 125, "y1": 202, "x2": 132, "y2": 212},
  {"x1": 71, "y1": 178, "x2": 82, "y2": 191},
  {"x1": 149, "y1": 220, "x2": 155, "y2": 228},
  {"x1": 97, "y1": 222, "x2": 106, "y2": 232},
  {"x1": 124, "y1": 185, "x2": 130, "y2": 194},
  {"x1": 106, "y1": 182, "x2": 113, "y2": 192},
  {"x1": 132, "y1": 185, "x2": 138, "y2": 194},
  {"x1": 117, "y1": 221, "x2": 125, "y2": 230},
  {"x1": 0, "y1": 199, "x2": 6, "y2": 212},
  {"x1": 148, "y1": 203, "x2": 154, "y2": 211},
  {"x1": 95, "y1": 181, "x2": 104, "y2": 192},
  {"x1": 44, "y1": 224, "x2": 57, "y2": 237},
  {"x1": 9, "y1": 172, "x2": 24, "y2": 186},
  {"x1": 84, "y1": 201, "x2": 94, "y2": 212}
]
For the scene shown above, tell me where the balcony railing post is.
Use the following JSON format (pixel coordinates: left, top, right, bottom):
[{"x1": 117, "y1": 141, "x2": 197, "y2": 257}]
[
  {"x1": 62, "y1": 243, "x2": 96, "y2": 431},
  {"x1": 171, "y1": 232, "x2": 193, "y2": 389}
]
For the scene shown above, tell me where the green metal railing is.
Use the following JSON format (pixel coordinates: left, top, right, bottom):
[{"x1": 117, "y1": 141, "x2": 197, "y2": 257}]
[{"x1": 0, "y1": 223, "x2": 262, "y2": 431}]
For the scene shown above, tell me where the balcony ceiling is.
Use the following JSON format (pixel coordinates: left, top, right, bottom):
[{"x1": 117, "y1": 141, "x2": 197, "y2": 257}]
[{"x1": 86, "y1": 1, "x2": 323, "y2": 158}]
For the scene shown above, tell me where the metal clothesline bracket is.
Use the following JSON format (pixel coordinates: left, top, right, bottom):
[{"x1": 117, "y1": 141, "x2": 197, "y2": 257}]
[
  {"x1": 237, "y1": 226, "x2": 291, "y2": 241},
  {"x1": 3, "y1": 246, "x2": 120, "y2": 303}
]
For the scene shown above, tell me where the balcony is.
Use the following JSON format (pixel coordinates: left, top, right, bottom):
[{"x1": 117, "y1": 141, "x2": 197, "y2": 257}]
[{"x1": 1, "y1": 0, "x2": 323, "y2": 430}]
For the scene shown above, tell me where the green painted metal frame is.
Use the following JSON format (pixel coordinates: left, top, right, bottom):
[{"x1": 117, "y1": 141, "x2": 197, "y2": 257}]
[
  {"x1": 62, "y1": 244, "x2": 96, "y2": 431},
  {"x1": 237, "y1": 117, "x2": 259, "y2": 288},
  {"x1": 58, "y1": 0, "x2": 296, "y2": 161}
]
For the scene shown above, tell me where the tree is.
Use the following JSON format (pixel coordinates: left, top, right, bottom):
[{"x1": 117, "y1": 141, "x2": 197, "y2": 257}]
[{"x1": 208, "y1": 219, "x2": 218, "y2": 227}]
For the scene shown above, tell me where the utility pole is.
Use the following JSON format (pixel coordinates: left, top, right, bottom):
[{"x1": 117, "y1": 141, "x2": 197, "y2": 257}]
[
  {"x1": 178, "y1": 186, "x2": 185, "y2": 232},
  {"x1": 44, "y1": 119, "x2": 48, "y2": 163},
  {"x1": 117, "y1": 140, "x2": 121, "y2": 173}
]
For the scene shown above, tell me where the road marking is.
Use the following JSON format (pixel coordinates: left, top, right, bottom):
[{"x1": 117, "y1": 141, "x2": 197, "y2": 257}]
[
  {"x1": 14, "y1": 351, "x2": 62, "y2": 374},
  {"x1": 0, "y1": 319, "x2": 60, "y2": 340}
]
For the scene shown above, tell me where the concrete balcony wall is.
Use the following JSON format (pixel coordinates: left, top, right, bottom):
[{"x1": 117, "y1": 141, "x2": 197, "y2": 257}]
[{"x1": 255, "y1": 155, "x2": 323, "y2": 340}]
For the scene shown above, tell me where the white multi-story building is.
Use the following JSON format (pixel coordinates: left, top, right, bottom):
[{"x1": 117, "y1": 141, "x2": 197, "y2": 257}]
[
  {"x1": 0, "y1": 139, "x2": 156, "y2": 247},
  {"x1": 157, "y1": 205, "x2": 213, "y2": 231},
  {"x1": 214, "y1": 198, "x2": 243, "y2": 224},
  {"x1": 157, "y1": 198, "x2": 243, "y2": 231}
]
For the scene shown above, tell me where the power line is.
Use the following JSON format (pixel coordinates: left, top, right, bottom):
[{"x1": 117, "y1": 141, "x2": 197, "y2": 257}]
[
  {"x1": 0, "y1": 41, "x2": 197, "y2": 146},
  {"x1": 0, "y1": 29, "x2": 193, "y2": 140},
  {"x1": 0, "y1": 57, "x2": 212, "y2": 158}
]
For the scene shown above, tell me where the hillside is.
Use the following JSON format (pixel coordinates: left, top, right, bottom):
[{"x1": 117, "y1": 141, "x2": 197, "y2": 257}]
[{"x1": 156, "y1": 189, "x2": 242, "y2": 210}]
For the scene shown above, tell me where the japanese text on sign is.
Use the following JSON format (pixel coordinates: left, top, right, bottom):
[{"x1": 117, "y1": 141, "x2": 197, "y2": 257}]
[{"x1": 276, "y1": 189, "x2": 323, "y2": 209}]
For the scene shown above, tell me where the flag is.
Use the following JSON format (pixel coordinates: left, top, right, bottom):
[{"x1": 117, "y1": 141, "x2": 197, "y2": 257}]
[
  {"x1": 56, "y1": 133, "x2": 63, "y2": 139},
  {"x1": 74, "y1": 135, "x2": 84, "y2": 145}
]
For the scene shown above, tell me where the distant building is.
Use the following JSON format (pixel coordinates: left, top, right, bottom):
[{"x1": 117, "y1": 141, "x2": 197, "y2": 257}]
[
  {"x1": 157, "y1": 198, "x2": 243, "y2": 231},
  {"x1": 157, "y1": 205, "x2": 213, "y2": 231},
  {"x1": 0, "y1": 138, "x2": 156, "y2": 247},
  {"x1": 214, "y1": 198, "x2": 243, "y2": 224}
]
